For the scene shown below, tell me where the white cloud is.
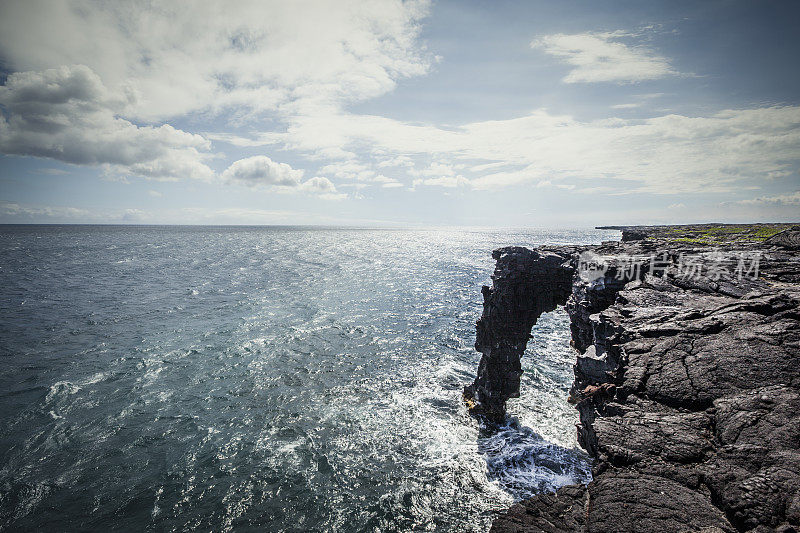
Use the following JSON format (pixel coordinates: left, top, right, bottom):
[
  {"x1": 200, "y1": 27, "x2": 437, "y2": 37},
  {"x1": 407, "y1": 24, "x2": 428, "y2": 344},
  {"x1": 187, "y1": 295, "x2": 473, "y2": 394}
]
[
  {"x1": 576, "y1": 186, "x2": 618, "y2": 195},
  {"x1": 318, "y1": 161, "x2": 374, "y2": 181},
  {"x1": 0, "y1": 201, "x2": 89, "y2": 219},
  {"x1": 0, "y1": 1, "x2": 431, "y2": 192},
  {"x1": 737, "y1": 191, "x2": 800, "y2": 206},
  {"x1": 1, "y1": 1, "x2": 797, "y2": 222},
  {"x1": 222, "y1": 155, "x2": 344, "y2": 199},
  {"x1": 0, "y1": 65, "x2": 214, "y2": 181},
  {"x1": 0, "y1": 0, "x2": 431, "y2": 122},
  {"x1": 532, "y1": 31, "x2": 677, "y2": 84},
  {"x1": 300, "y1": 176, "x2": 346, "y2": 200},
  {"x1": 314, "y1": 163, "x2": 403, "y2": 187},
  {"x1": 413, "y1": 175, "x2": 470, "y2": 188},
  {"x1": 377, "y1": 155, "x2": 415, "y2": 168},
  {"x1": 536, "y1": 180, "x2": 575, "y2": 190},
  {"x1": 148, "y1": 190, "x2": 162, "y2": 197},
  {"x1": 420, "y1": 162, "x2": 456, "y2": 177},
  {"x1": 122, "y1": 208, "x2": 148, "y2": 222},
  {"x1": 470, "y1": 161, "x2": 511, "y2": 172},
  {"x1": 767, "y1": 170, "x2": 793, "y2": 179},
  {"x1": 258, "y1": 105, "x2": 800, "y2": 195},
  {"x1": 222, "y1": 155, "x2": 303, "y2": 187},
  {"x1": 300, "y1": 176, "x2": 336, "y2": 193}
]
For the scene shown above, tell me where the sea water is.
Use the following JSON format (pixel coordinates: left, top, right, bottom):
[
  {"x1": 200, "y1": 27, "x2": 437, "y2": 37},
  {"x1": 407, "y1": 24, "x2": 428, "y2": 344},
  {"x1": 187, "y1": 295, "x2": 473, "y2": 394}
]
[{"x1": 0, "y1": 225, "x2": 619, "y2": 532}]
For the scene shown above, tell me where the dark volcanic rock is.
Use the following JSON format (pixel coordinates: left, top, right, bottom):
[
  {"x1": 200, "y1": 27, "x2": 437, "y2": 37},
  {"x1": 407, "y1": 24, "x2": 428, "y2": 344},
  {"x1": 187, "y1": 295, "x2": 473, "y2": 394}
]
[
  {"x1": 473, "y1": 232, "x2": 800, "y2": 532},
  {"x1": 491, "y1": 485, "x2": 588, "y2": 533},
  {"x1": 621, "y1": 229, "x2": 647, "y2": 241},
  {"x1": 463, "y1": 246, "x2": 574, "y2": 421},
  {"x1": 765, "y1": 226, "x2": 800, "y2": 250}
]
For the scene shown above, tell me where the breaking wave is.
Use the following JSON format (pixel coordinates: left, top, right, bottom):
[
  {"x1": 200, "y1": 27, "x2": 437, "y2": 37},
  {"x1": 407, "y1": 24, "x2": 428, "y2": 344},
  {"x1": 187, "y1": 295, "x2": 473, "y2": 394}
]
[{"x1": 0, "y1": 225, "x2": 617, "y2": 532}]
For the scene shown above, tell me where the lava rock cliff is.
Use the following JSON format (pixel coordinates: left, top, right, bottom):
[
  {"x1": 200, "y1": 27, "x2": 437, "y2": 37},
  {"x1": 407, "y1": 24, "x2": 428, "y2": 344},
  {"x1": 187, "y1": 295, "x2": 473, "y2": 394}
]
[{"x1": 467, "y1": 229, "x2": 800, "y2": 532}]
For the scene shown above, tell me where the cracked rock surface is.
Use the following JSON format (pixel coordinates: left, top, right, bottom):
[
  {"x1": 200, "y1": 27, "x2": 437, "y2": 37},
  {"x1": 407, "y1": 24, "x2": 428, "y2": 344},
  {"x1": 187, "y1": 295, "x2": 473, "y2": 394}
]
[{"x1": 478, "y1": 234, "x2": 800, "y2": 532}]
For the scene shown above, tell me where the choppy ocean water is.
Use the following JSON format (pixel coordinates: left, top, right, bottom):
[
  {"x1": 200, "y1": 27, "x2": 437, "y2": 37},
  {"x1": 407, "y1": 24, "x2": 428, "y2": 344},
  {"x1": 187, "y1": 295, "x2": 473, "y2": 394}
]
[{"x1": 0, "y1": 225, "x2": 619, "y2": 532}]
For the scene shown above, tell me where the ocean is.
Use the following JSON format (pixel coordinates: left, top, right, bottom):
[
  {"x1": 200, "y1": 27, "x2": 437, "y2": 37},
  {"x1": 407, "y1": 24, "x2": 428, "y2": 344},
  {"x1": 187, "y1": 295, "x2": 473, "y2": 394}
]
[{"x1": 0, "y1": 225, "x2": 619, "y2": 532}]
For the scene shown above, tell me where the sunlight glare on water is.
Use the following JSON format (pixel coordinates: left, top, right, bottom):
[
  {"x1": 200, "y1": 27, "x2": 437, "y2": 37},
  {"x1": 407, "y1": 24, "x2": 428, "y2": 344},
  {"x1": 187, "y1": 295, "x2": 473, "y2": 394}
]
[{"x1": 0, "y1": 226, "x2": 618, "y2": 532}]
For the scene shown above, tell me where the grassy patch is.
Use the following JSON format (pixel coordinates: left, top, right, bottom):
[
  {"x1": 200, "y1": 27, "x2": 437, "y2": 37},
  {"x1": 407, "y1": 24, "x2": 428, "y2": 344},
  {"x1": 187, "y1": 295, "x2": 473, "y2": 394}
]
[
  {"x1": 751, "y1": 226, "x2": 784, "y2": 240},
  {"x1": 646, "y1": 224, "x2": 793, "y2": 245},
  {"x1": 671, "y1": 237, "x2": 712, "y2": 245}
]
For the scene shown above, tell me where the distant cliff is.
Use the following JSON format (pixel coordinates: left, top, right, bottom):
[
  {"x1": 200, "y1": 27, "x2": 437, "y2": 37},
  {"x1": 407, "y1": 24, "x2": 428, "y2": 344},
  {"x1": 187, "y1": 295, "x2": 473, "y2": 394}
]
[{"x1": 466, "y1": 224, "x2": 800, "y2": 532}]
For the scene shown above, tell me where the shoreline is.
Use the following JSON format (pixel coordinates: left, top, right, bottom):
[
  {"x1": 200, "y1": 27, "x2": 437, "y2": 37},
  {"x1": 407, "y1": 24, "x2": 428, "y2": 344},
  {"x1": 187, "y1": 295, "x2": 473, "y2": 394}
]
[{"x1": 465, "y1": 224, "x2": 800, "y2": 532}]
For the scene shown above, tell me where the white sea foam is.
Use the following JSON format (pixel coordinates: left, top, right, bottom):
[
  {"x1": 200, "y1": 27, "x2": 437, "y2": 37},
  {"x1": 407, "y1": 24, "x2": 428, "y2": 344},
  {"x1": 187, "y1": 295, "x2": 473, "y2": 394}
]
[{"x1": 1, "y1": 226, "x2": 620, "y2": 532}]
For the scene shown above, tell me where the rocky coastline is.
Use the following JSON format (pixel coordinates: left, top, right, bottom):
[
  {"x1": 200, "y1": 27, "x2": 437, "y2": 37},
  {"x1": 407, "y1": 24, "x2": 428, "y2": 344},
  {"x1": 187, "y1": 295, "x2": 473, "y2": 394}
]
[{"x1": 464, "y1": 224, "x2": 800, "y2": 532}]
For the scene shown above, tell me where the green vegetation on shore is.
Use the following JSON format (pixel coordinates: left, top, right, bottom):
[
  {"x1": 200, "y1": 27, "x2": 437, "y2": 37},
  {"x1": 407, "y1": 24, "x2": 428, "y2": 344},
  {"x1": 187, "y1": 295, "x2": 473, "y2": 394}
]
[{"x1": 597, "y1": 223, "x2": 797, "y2": 246}]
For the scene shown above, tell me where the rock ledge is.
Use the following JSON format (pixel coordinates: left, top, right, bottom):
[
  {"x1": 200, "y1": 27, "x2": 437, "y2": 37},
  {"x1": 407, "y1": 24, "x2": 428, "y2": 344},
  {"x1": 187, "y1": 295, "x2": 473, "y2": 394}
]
[{"x1": 470, "y1": 227, "x2": 800, "y2": 533}]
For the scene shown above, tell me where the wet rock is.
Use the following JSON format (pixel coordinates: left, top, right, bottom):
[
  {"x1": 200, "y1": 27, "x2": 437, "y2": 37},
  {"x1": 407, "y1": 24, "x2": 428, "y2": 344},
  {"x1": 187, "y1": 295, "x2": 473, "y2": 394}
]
[
  {"x1": 490, "y1": 485, "x2": 588, "y2": 533},
  {"x1": 479, "y1": 230, "x2": 800, "y2": 532}
]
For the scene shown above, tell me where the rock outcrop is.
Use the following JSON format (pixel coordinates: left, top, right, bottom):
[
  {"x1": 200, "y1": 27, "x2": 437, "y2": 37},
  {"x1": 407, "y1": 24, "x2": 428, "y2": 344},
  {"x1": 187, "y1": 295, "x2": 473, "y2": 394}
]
[
  {"x1": 469, "y1": 228, "x2": 800, "y2": 532},
  {"x1": 620, "y1": 229, "x2": 646, "y2": 242},
  {"x1": 463, "y1": 247, "x2": 575, "y2": 421},
  {"x1": 765, "y1": 226, "x2": 800, "y2": 250}
]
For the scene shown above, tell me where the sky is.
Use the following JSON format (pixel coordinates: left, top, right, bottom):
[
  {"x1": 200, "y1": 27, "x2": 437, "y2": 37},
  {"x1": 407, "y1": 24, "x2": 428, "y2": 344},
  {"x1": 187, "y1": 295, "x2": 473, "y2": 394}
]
[{"x1": 0, "y1": 0, "x2": 799, "y2": 227}]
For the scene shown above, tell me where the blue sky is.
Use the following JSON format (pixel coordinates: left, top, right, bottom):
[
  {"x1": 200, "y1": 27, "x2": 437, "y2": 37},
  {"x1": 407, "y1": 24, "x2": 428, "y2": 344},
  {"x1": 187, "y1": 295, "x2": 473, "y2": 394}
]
[{"x1": 0, "y1": 0, "x2": 798, "y2": 226}]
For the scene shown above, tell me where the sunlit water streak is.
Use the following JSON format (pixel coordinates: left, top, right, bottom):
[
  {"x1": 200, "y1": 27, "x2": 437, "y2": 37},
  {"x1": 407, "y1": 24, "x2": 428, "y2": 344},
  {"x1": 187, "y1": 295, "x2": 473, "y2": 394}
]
[{"x1": 0, "y1": 226, "x2": 618, "y2": 532}]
